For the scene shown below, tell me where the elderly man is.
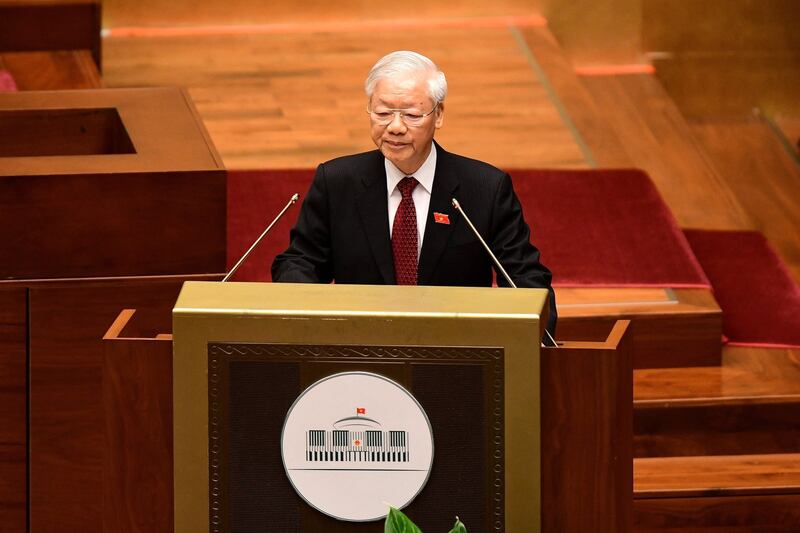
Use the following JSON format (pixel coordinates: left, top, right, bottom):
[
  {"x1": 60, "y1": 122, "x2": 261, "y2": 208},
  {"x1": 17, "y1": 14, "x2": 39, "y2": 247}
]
[{"x1": 272, "y1": 50, "x2": 557, "y2": 335}]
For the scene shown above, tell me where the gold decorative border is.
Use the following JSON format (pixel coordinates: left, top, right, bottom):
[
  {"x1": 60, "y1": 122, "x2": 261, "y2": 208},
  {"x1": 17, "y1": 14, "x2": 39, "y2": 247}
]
[{"x1": 208, "y1": 342, "x2": 505, "y2": 532}]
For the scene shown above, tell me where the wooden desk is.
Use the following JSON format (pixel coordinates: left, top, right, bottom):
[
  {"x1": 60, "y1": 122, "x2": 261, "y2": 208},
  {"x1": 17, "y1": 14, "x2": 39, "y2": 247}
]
[
  {"x1": 0, "y1": 86, "x2": 225, "y2": 531},
  {"x1": 0, "y1": 0, "x2": 101, "y2": 69},
  {"x1": 0, "y1": 87, "x2": 225, "y2": 279}
]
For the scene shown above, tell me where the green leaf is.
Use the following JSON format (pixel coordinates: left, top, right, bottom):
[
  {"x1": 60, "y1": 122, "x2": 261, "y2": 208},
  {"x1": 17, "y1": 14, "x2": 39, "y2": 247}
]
[
  {"x1": 384, "y1": 506, "x2": 423, "y2": 533},
  {"x1": 447, "y1": 516, "x2": 467, "y2": 533}
]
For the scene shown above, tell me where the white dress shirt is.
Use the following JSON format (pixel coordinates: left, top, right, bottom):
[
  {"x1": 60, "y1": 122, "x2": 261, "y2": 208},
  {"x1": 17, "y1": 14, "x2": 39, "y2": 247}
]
[{"x1": 385, "y1": 143, "x2": 436, "y2": 257}]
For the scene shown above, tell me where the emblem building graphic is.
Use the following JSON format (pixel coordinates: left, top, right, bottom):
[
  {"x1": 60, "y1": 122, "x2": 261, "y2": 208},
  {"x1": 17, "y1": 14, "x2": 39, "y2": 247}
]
[{"x1": 282, "y1": 372, "x2": 434, "y2": 521}]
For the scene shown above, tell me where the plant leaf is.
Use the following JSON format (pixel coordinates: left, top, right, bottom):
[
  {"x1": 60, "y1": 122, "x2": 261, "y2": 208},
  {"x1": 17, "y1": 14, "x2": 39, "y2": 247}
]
[
  {"x1": 448, "y1": 516, "x2": 467, "y2": 533},
  {"x1": 384, "y1": 506, "x2": 423, "y2": 533}
]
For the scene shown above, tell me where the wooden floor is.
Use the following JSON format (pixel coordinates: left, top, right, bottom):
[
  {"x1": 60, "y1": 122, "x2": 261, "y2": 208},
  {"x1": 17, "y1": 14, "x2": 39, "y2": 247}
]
[{"x1": 103, "y1": 19, "x2": 587, "y2": 170}]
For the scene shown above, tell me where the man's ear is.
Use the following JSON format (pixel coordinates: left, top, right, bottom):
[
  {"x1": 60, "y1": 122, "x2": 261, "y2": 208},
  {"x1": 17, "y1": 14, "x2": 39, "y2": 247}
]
[{"x1": 434, "y1": 101, "x2": 445, "y2": 129}]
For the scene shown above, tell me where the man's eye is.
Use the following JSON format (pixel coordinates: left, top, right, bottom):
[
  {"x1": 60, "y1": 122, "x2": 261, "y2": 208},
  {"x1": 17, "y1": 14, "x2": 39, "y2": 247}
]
[
  {"x1": 375, "y1": 112, "x2": 392, "y2": 119},
  {"x1": 404, "y1": 114, "x2": 423, "y2": 121}
]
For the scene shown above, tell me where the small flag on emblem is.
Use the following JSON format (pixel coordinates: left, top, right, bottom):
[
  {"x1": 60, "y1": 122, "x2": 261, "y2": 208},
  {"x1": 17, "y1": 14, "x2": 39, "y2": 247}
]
[
  {"x1": 433, "y1": 212, "x2": 450, "y2": 225},
  {"x1": 356, "y1": 407, "x2": 366, "y2": 415},
  {"x1": 353, "y1": 439, "x2": 362, "y2": 447}
]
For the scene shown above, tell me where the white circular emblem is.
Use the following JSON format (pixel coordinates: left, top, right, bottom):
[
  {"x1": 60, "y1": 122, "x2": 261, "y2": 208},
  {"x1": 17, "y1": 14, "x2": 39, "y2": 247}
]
[{"x1": 281, "y1": 371, "x2": 434, "y2": 522}]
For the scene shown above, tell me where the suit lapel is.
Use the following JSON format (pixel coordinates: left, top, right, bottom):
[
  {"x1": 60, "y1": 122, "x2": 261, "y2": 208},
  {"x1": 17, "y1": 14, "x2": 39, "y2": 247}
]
[
  {"x1": 418, "y1": 145, "x2": 460, "y2": 284},
  {"x1": 355, "y1": 153, "x2": 395, "y2": 284}
]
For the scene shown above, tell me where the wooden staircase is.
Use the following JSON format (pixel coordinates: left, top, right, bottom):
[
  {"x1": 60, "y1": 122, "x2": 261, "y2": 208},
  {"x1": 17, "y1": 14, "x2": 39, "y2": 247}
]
[
  {"x1": 521, "y1": 22, "x2": 800, "y2": 531},
  {"x1": 633, "y1": 347, "x2": 800, "y2": 529}
]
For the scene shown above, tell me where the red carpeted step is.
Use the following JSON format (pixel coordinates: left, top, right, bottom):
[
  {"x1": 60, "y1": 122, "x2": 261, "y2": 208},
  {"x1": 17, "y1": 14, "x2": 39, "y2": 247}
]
[
  {"x1": 510, "y1": 168, "x2": 709, "y2": 288},
  {"x1": 228, "y1": 168, "x2": 710, "y2": 290},
  {"x1": 684, "y1": 229, "x2": 800, "y2": 347}
]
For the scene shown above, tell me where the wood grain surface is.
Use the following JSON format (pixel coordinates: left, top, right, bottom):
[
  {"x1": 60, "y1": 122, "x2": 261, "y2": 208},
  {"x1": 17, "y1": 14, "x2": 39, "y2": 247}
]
[
  {"x1": 542, "y1": 321, "x2": 633, "y2": 532},
  {"x1": 774, "y1": 115, "x2": 800, "y2": 155},
  {"x1": 0, "y1": 0, "x2": 101, "y2": 68},
  {"x1": 634, "y1": 453, "x2": 800, "y2": 498},
  {"x1": 0, "y1": 288, "x2": 27, "y2": 532},
  {"x1": 27, "y1": 279, "x2": 192, "y2": 532},
  {"x1": 103, "y1": 25, "x2": 588, "y2": 170},
  {"x1": 0, "y1": 50, "x2": 101, "y2": 89},
  {"x1": 688, "y1": 116, "x2": 800, "y2": 282},
  {"x1": 557, "y1": 287, "x2": 723, "y2": 369},
  {"x1": 634, "y1": 493, "x2": 800, "y2": 531},
  {"x1": 103, "y1": 315, "x2": 173, "y2": 533}
]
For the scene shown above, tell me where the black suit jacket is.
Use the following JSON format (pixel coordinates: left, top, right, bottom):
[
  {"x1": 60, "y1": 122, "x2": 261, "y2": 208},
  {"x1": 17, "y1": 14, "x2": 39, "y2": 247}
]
[{"x1": 272, "y1": 143, "x2": 557, "y2": 333}]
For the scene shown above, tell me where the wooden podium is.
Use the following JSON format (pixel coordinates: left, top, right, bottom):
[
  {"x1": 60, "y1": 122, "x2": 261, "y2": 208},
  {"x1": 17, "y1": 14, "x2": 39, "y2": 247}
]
[
  {"x1": 103, "y1": 280, "x2": 632, "y2": 532},
  {"x1": 173, "y1": 281, "x2": 547, "y2": 532}
]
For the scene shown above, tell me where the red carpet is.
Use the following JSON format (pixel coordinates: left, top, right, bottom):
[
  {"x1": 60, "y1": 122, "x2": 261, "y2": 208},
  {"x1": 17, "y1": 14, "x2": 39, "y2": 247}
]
[
  {"x1": 684, "y1": 229, "x2": 800, "y2": 348},
  {"x1": 0, "y1": 70, "x2": 18, "y2": 91},
  {"x1": 227, "y1": 168, "x2": 710, "y2": 288}
]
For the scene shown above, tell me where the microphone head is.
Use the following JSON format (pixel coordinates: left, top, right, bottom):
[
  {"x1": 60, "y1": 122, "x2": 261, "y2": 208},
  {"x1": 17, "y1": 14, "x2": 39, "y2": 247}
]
[
  {"x1": 451, "y1": 198, "x2": 461, "y2": 210},
  {"x1": 291, "y1": 193, "x2": 300, "y2": 203}
]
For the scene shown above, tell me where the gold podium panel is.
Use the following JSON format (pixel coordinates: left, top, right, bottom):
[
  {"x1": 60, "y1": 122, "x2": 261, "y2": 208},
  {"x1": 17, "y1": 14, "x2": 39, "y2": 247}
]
[{"x1": 173, "y1": 281, "x2": 547, "y2": 533}]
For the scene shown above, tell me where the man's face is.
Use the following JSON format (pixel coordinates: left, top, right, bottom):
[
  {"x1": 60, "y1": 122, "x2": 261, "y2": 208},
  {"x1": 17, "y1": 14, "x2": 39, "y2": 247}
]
[{"x1": 369, "y1": 73, "x2": 444, "y2": 175}]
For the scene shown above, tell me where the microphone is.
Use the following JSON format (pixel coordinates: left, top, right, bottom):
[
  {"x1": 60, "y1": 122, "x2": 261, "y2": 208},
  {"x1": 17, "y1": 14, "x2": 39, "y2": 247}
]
[
  {"x1": 222, "y1": 193, "x2": 300, "y2": 282},
  {"x1": 451, "y1": 197, "x2": 558, "y2": 348}
]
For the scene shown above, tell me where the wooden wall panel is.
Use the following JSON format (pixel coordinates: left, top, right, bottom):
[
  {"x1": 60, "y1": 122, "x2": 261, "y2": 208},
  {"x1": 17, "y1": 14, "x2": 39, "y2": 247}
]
[
  {"x1": 542, "y1": 321, "x2": 633, "y2": 532},
  {"x1": 541, "y1": 0, "x2": 642, "y2": 65},
  {"x1": 0, "y1": 0, "x2": 101, "y2": 69},
  {"x1": 0, "y1": 171, "x2": 225, "y2": 280},
  {"x1": 0, "y1": 288, "x2": 27, "y2": 532},
  {"x1": 28, "y1": 279, "x2": 186, "y2": 532},
  {"x1": 104, "y1": 333, "x2": 173, "y2": 533}
]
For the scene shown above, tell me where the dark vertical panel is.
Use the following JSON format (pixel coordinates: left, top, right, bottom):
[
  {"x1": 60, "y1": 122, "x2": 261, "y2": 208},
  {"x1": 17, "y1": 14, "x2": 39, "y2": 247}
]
[
  {"x1": 0, "y1": 288, "x2": 27, "y2": 531},
  {"x1": 0, "y1": 171, "x2": 225, "y2": 280},
  {"x1": 103, "y1": 337, "x2": 173, "y2": 532},
  {"x1": 406, "y1": 364, "x2": 488, "y2": 533},
  {"x1": 541, "y1": 332, "x2": 633, "y2": 533},
  {"x1": 228, "y1": 361, "x2": 301, "y2": 532}
]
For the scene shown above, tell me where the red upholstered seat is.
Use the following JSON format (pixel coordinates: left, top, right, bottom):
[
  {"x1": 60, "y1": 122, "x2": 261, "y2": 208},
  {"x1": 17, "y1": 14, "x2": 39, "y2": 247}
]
[
  {"x1": 0, "y1": 69, "x2": 18, "y2": 91},
  {"x1": 227, "y1": 168, "x2": 710, "y2": 288}
]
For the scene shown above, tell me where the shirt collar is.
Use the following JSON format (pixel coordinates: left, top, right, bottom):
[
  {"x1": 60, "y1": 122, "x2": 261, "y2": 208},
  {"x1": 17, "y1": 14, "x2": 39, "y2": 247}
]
[{"x1": 385, "y1": 143, "x2": 437, "y2": 195}]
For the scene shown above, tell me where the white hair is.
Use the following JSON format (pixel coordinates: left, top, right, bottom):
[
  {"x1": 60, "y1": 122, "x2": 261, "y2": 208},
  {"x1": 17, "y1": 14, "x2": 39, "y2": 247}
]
[{"x1": 365, "y1": 50, "x2": 448, "y2": 104}]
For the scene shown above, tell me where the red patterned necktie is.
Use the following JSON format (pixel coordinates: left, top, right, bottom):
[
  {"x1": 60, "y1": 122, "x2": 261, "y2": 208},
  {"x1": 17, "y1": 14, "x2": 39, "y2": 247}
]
[{"x1": 392, "y1": 177, "x2": 419, "y2": 285}]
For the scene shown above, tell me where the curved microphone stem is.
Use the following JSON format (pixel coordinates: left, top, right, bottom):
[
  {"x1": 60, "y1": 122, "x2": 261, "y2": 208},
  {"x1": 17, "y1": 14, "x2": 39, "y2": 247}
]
[
  {"x1": 451, "y1": 198, "x2": 515, "y2": 287},
  {"x1": 222, "y1": 193, "x2": 300, "y2": 282},
  {"x1": 452, "y1": 198, "x2": 558, "y2": 348}
]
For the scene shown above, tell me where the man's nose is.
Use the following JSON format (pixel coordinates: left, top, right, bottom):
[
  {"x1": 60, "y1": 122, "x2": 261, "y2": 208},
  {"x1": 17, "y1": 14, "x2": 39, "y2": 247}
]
[{"x1": 386, "y1": 111, "x2": 407, "y2": 133}]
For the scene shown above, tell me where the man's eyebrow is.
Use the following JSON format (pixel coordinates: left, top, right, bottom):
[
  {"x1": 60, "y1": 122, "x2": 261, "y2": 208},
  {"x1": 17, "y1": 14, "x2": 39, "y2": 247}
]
[{"x1": 373, "y1": 100, "x2": 425, "y2": 109}]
